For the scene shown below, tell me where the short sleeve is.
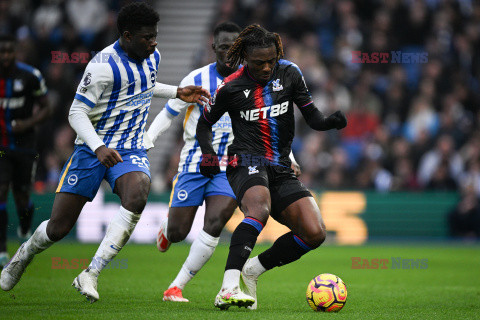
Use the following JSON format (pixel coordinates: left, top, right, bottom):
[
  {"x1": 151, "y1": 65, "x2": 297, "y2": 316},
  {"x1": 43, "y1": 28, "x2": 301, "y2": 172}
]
[
  {"x1": 289, "y1": 63, "x2": 313, "y2": 109},
  {"x1": 164, "y1": 72, "x2": 195, "y2": 116},
  {"x1": 202, "y1": 81, "x2": 229, "y2": 125},
  {"x1": 74, "y1": 57, "x2": 112, "y2": 108},
  {"x1": 31, "y1": 67, "x2": 47, "y2": 97}
]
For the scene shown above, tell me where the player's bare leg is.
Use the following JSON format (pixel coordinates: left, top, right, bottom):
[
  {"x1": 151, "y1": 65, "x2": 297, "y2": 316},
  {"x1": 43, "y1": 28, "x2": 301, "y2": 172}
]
[
  {"x1": 242, "y1": 196, "x2": 326, "y2": 309},
  {"x1": 47, "y1": 193, "x2": 89, "y2": 241},
  {"x1": 277, "y1": 197, "x2": 326, "y2": 245},
  {"x1": 0, "y1": 193, "x2": 87, "y2": 291},
  {"x1": 215, "y1": 186, "x2": 270, "y2": 309},
  {"x1": 0, "y1": 183, "x2": 10, "y2": 267},
  {"x1": 164, "y1": 196, "x2": 236, "y2": 302},
  {"x1": 73, "y1": 171, "x2": 150, "y2": 302},
  {"x1": 165, "y1": 206, "x2": 198, "y2": 243},
  {"x1": 204, "y1": 195, "x2": 237, "y2": 237}
]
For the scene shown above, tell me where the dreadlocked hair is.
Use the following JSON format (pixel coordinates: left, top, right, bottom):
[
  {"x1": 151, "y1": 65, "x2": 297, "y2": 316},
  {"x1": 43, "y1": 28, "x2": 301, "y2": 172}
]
[{"x1": 227, "y1": 24, "x2": 284, "y2": 67}]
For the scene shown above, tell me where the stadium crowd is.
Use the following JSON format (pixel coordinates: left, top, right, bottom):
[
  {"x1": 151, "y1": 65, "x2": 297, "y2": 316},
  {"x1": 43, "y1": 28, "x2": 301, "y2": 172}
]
[
  {"x1": 202, "y1": 0, "x2": 480, "y2": 198},
  {"x1": 1, "y1": 0, "x2": 479, "y2": 204}
]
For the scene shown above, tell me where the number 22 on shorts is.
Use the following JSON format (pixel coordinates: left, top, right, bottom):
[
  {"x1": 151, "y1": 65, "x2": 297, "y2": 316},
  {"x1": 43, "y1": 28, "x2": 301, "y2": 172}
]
[{"x1": 130, "y1": 155, "x2": 150, "y2": 168}]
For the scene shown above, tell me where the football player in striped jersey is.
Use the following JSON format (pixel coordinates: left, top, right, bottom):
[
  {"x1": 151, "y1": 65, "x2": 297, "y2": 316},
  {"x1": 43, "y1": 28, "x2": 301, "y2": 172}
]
[{"x1": 0, "y1": 2, "x2": 209, "y2": 303}]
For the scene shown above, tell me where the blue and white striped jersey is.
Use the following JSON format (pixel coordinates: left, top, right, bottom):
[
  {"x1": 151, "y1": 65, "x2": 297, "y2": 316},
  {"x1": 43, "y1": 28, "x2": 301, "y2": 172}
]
[
  {"x1": 165, "y1": 62, "x2": 233, "y2": 173},
  {"x1": 73, "y1": 40, "x2": 160, "y2": 150}
]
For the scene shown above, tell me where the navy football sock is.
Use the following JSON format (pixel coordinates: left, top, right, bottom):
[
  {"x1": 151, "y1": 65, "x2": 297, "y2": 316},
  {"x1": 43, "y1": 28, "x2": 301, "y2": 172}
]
[
  {"x1": 258, "y1": 232, "x2": 312, "y2": 270},
  {"x1": 225, "y1": 217, "x2": 264, "y2": 271},
  {"x1": 17, "y1": 202, "x2": 34, "y2": 235}
]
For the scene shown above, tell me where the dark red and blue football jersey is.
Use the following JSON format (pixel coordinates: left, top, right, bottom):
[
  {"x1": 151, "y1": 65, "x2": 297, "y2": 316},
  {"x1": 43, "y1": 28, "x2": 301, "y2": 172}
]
[
  {"x1": 0, "y1": 62, "x2": 47, "y2": 151},
  {"x1": 202, "y1": 59, "x2": 312, "y2": 167}
]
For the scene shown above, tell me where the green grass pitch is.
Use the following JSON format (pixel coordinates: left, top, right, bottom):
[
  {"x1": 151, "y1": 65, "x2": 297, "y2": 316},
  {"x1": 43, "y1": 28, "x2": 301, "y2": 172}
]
[{"x1": 1, "y1": 242, "x2": 479, "y2": 319}]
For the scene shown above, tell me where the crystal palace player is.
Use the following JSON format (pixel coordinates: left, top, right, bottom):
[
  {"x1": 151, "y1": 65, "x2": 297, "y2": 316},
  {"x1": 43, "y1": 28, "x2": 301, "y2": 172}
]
[
  {"x1": 196, "y1": 25, "x2": 347, "y2": 310},
  {"x1": 0, "y1": 2, "x2": 209, "y2": 302},
  {"x1": 148, "y1": 22, "x2": 301, "y2": 303},
  {"x1": 0, "y1": 34, "x2": 50, "y2": 267}
]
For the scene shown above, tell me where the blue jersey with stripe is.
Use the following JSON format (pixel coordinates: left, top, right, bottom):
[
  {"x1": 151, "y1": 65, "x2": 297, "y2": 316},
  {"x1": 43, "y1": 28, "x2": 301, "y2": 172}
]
[
  {"x1": 73, "y1": 41, "x2": 160, "y2": 150},
  {"x1": 165, "y1": 62, "x2": 235, "y2": 173}
]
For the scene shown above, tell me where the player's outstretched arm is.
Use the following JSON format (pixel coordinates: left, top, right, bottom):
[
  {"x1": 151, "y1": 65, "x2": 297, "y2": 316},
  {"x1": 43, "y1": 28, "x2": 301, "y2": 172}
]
[
  {"x1": 299, "y1": 103, "x2": 347, "y2": 131},
  {"x1": 152, "y1": 82, "x2": 178, "y2": 99},
  {"x1": 196, "y1": 115, "x2": 220, "y2": 178},
  {"x1": 196, "y1": 82, "x2": 228, "y2": 178},
  {"x1": 176, "y1": 85, "x2": 210, "y2": 104},
  {"x1": 148, "y1": 75, "x2": 199, "y2": 148}
]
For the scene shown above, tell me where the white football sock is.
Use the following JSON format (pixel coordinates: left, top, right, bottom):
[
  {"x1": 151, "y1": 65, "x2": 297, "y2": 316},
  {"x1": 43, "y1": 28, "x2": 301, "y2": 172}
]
[
  {"x1": 88, "y1": 206, "x2": 140, "y2": 276},
  {"x1": 244, "y1": 256, "x2": 267, "y2": 277},
  {"x1": 24, "y1": 220, "x2": 54, "y2": 255},
  {"x1": 170, "y1": 230, "x2": 219, "y2": 290},
  {"x1": 222, "y1": 269, "x2": 241, "y2": 291}
]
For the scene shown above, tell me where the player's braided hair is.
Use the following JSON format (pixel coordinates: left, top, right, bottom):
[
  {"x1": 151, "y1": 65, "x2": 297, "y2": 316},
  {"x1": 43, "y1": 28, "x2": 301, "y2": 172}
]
[{"x1": 227, "y1": 24, "x2": 284, "y2": 67}]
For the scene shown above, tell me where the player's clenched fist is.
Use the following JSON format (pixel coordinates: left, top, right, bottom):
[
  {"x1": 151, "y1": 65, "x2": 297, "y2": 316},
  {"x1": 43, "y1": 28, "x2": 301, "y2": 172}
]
[
  {"x1": 326, "y1": 111, "x2": 347, "y2": 130},
  {"x1": 199, "y1": 154, "x2": 220, "y2": 178},
  {"x1": 95, "y1": 145, "x2": 123, "y2": 168}
]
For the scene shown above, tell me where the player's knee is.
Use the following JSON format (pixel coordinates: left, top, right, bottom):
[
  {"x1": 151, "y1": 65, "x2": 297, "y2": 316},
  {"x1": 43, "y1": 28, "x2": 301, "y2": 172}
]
[
  {"x1": 242, "y1": 202, "x2": 270, "y2": 225},
  {"x1": 303, "y1": 224, "x2": 327, "y2": 249},
  {"x1": 118, "y1": 174, "x2": 150, "y2": 214},
  {"x1": 204, "y1": 206, "x2": 233, "y2": 236},
  {"x1": 167, "y1": 226, "x2": 188, "y2": 243},
  {"x1": 203, "y1": 216, "x2": 224, "y2": 237},
  {"x1": 46, "y1": 220, "x2": 69, "y2": 242},
  {"x1": 121, "y1": 191, "x2": 148, "y2": 214},
  {"x1": 251, "y1": 205, "x2": 270, "y2": 225}
]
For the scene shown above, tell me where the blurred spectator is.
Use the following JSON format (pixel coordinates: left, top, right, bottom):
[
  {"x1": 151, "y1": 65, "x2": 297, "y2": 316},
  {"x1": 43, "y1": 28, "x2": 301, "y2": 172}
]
[
  {"x1": 391, "y1": 157, "x2": 419, "y2": 191},
  {"x1": 426, "y1": 159, "x2": 458, "y2": 191},
  {"x1": 355, "y1": 158, "x2": 392, "y2": 192},
  {"x1": 66, "y1": 0, "x2": 108, "y2": 46},
  {"x1": 403, "y1": 96, "x2": 439, "y2": 143},
  {"x1": 448, "y1": 184, "x2": 480, "y2": 240},
  {"x1": 417, "y1": 135, "x2": 463, "y2": 188}
]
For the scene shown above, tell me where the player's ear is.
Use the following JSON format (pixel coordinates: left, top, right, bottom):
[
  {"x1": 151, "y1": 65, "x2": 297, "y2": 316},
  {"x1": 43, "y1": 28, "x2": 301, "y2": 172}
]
[
  {"x1": 211, "y1": 43, "x2": 216, "y2": 52},
  {"x1": 122, "y1": 31, "x2": 132, "y2": 42}
]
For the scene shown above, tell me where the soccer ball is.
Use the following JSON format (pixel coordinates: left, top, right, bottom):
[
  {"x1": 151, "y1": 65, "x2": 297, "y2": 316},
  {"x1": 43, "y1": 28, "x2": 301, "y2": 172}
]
[{"x1": 306, "y1": 273, "x2": 347, "y2": 312}]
